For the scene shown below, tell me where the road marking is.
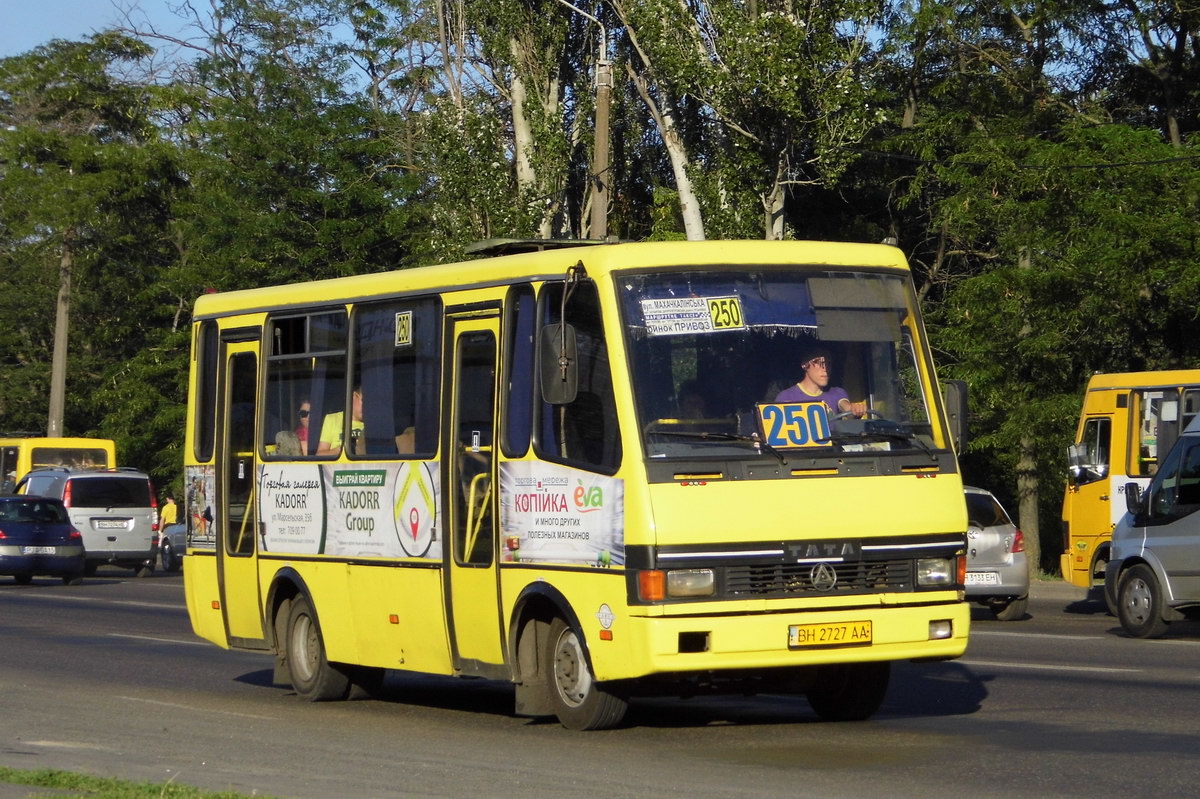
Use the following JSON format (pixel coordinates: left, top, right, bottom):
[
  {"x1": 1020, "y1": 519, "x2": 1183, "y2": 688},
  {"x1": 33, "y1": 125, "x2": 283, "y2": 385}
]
[
  {"x1": 109, "y1": 633, "x2": 208, "y2": 646},
  {"x1": 962, "y1": 659, "x2": 1141, "y2": 674},
  {"x1": 974, "y1": 629, "x2": 1200, "y2": 646},
  {"x1": 25, "y1": 740, "x2": 117, "y2": 752},
  {"x1": 972, "y1": 630, "x2": 1105, "y2": 641},
  {"x1": 116, "y1": 696, "x2": 278, "y2": 721},
  {"x1": 4, "y1": 592, "x2": 179, "y2": 610}
]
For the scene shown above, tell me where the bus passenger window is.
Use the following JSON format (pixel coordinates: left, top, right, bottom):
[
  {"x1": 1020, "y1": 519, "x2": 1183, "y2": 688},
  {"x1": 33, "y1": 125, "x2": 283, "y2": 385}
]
[
  {"x1": 1132, "y1": 390, "x2": 1165, "y2": 477},
  {"x1": 535, "y1": 281, "x2": 621, "y2": 472},
  {"x1": 502, "y1": 284, "x2": 535, "y2": 458},
  {"x1": 195, "y1": 321, "x2": 219, "y2": 462},
  {"x1": 264, "y1": 311, "x2": 347, "y2": 459},
  {"x1": 351, "y1": 297, "x2": 442, "y2": 458}
]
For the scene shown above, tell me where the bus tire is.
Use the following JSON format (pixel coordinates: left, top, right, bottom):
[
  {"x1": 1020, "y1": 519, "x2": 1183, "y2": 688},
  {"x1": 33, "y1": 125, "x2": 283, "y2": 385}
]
[
  {"x1": 988, "y1": 595, "x2": 1028, "y2": 621},
  {"x1": 285, "y1": 594, "x2": 351, "y2": 701},
  {"x1": 544, "y1": 617, "x2": 627, "y2": 730},
  {"x1": 806, "y1": 661, "x2": 890, "y2": 722},
  {"x1": 1117, "y1": 564, "x2": 1170, "y2": 639}
]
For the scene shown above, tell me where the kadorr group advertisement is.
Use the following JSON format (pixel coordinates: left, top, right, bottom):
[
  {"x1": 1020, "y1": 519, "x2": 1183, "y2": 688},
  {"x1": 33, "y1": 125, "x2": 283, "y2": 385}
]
[{"x1": 258, "y1": 462, "x2": 441, "y2": 559}]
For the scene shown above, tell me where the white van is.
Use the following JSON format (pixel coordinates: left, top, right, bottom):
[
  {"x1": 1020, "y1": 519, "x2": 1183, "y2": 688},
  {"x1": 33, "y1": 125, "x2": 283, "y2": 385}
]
[
  {"x1": 17, "y1": 467, "x2": 158, "y2": 577},
  {"x1": 1106, "y1": 414, "x2": 1200, "y2": 637}
]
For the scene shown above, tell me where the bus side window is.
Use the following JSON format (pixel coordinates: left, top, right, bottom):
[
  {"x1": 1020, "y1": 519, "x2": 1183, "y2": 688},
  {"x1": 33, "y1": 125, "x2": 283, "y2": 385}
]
[
  {"x1": 351, "y1": 297, "x2": 442, "y2": 458},
  {"x1": 195, "y1": 321, "x2": 219, "y2": 462},
  {"x1": 502, "y1": 284, "x2": 535, "y2": 458},
  {"x1": 1080, "y1": 417, "x2": 1111, "y2": 483},
  {"x1": 1132, "y1": 390, "x2": 1166, "y2": 477},
  {"x1": 264, "y1": 311, "x2": 347, "y2": 459},
  {"x1": 1, "y1": 446, "x2": 18, "y2": 493},
  {"x1": 535, "y1": 280, "x2": 621, "y2": 472},
  {"x1": 1183, "y1": 388, "x2": 1200, "y2": 433}
]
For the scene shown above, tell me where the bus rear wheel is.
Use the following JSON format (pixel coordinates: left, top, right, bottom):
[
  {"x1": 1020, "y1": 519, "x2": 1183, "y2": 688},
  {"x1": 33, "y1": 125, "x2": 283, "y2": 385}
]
[
  {"x1": 544, "y1": 618, "x2": 627, "y2": 730},
  {"x1": 806, "y1": 661, "x2": 891, "y2": 722},
  {"x1": 285, "y1": 594, "x2": 351, "y2": 701}
]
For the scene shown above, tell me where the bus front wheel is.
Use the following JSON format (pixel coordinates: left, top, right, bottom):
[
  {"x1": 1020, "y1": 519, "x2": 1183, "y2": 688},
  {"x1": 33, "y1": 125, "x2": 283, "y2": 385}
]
[
  {"x1": 285, "y1": 594, "x2": 351, "y2": 701},
  {"x1": 806, "y1": 661, "x2": 891, "y2": 722},
  {"x1": 544, "y1": 618, "x2": 627, "y2": 730}
]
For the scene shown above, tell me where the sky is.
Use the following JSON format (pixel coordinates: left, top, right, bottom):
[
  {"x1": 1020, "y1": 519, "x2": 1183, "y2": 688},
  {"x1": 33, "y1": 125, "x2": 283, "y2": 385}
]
[{"x1": 0, "y1": 0, "x2": 196, "y2": 59}]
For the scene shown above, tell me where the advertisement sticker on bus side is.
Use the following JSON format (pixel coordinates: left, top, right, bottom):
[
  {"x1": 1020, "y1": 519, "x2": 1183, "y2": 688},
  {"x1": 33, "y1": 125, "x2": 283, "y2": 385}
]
[{"x1": 499, "y1": 461, "x2": 624, "y2": 566}]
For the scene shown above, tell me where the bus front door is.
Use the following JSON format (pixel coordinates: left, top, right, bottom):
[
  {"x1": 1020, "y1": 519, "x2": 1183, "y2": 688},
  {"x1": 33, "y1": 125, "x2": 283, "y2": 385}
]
[
  {"x1": 217, "y1": 339, "x2": 266, "y2": 645},
  {"x1": 443, "y1": 314, "x2": 504, "y2": 673}
]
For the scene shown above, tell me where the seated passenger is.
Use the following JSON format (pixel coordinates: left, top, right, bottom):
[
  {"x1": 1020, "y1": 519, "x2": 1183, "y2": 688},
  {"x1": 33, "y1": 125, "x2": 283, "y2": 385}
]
[{"x1": 316, "y1": 387, "x2": 364, "y2": 457}]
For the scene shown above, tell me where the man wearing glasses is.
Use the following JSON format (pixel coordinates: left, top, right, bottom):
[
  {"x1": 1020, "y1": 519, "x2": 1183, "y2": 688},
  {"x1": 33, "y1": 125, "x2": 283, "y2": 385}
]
[{"x1": 774, "y1": 346, "x2": 867, "y2": 417}]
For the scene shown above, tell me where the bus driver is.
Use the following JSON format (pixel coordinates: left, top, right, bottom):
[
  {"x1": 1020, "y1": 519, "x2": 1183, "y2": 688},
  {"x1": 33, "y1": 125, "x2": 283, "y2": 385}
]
[{"x1": 775, "y1": 346, "x2": 867, "y2": 417}]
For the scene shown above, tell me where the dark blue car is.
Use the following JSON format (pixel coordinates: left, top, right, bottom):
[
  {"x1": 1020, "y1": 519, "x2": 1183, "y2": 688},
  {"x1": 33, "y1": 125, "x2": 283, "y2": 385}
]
[{"x1": 0, "y1": 496, "x2": 86, "y2": 585}]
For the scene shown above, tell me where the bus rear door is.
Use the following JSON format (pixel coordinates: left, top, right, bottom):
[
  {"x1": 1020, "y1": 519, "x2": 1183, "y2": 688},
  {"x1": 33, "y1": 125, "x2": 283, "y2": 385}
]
[{"x1": 443, "y1": 312, "x2": 504, "y2": 674}]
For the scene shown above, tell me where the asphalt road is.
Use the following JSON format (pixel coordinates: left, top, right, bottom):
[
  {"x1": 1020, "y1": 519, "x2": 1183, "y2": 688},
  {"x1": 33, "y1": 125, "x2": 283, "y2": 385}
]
[{"x1": 2, "y1": 570, "x2": 1198, "y2": 798}]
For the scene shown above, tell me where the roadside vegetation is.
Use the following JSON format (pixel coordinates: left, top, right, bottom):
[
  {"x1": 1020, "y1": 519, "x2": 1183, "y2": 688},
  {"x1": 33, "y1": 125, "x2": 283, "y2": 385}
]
[
  {"x1": 0, "y1": 767, "x2": 272, "y2": 798},
  {"x1": 1, "y1": 1, "x2": 1198, "y2": 572}
]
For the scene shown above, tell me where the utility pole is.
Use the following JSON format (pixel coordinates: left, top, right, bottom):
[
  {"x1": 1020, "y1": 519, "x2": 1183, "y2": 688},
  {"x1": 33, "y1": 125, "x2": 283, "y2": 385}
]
[
  {"x1": 591, "y1": 55, "x2": 611, "y2": 240},
  {"x1": 47, "y1": 227, "x2": 73, "y2": 436},
  {"x1": 554, "y1": 0, "x2": 611, "y2": 240}
]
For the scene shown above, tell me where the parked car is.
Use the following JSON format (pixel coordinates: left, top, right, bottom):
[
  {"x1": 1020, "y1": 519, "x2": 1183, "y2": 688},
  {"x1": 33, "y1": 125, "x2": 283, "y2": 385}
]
[
  {"x1": 159, "y1": 522, "x2": 186, "y2": 572},
  {"x1": 1106, "y1": 414, "x2": 1200, "y2": 638},
  {"x1": 15, "y1": 467, "x2": 158, "y2": 577},
  {"x1": 0, "y1": 495, "x2": 86, "y2": 585},
  {"x1": 964, "y1": 486, "x2": 1029, "y2": 621}
]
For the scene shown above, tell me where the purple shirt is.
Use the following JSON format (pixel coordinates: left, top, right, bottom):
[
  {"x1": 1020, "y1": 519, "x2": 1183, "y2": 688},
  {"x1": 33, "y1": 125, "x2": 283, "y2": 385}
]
[{"x1": 774, "y1": 383, "x2": 849, "y2": 413}]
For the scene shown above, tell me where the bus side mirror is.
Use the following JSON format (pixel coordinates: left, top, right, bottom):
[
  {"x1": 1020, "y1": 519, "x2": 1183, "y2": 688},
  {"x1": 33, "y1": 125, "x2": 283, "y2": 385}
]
[
  {"x1": 539, "y1": 323, "x2": 578, "y2": 405},
  {"x1": 942, "y1": 379, "x2": 968, "y2": 453},
  {"x1": 1125, "y1": 482, "x2": 1142, "y2": 515}
]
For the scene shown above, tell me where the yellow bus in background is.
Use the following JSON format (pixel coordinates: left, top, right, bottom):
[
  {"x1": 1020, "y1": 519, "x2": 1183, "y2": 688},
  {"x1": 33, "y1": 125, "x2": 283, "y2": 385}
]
[
  {"x1": 0, "y1": 436, "x2": 117, "y2": 492},
  {"x1": 182, "y1": 239, "x2": 970, "y2": 729},
  {"x1": 1061, "y1": 370, "x2": 1200, "y2": 589}
]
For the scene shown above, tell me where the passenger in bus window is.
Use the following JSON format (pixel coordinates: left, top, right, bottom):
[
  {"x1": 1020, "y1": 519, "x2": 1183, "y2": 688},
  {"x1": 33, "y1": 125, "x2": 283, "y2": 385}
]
[
  {"x1": 316, "y1": 387, "x2": 364, "y2": 457},
  {"x1": 274, "y1": 398, "x2": 310, "y2": 456},
  {"x1": 294, "y1": 399, "x2": 311, "y2": 455},
  {"x1": 775, "y1": 346, "x2": 867, "y2": 417}
]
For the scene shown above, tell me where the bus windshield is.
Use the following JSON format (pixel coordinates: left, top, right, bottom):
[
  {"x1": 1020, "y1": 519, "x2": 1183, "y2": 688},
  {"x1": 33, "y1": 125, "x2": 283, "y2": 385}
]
[{"x1": 618, "y1": 267, "x2": 938, "y2": 460}]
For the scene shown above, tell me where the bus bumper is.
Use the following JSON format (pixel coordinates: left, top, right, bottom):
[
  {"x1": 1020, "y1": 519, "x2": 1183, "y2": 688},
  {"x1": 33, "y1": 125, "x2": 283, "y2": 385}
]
[{"x1": 601, "y1": 599, "x2": 970, "y2": 680}]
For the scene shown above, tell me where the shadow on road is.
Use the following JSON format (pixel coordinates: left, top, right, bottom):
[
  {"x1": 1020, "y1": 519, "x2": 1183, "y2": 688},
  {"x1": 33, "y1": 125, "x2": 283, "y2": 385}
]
[{"x1": 235, "y1": 658, "x2": 989, "y2": 729}]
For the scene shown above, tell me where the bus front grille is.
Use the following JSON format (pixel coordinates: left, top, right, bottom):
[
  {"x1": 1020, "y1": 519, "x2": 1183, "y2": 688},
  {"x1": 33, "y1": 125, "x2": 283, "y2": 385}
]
[{"x1": 725, "y1": 558, "x2": 913, "y2": 597}]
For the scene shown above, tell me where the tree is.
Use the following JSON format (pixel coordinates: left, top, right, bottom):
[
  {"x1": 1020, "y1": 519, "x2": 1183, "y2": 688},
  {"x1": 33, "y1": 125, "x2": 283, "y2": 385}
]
[{"x1": 0, "y1": 34, "x2": 185, "y2": 465}]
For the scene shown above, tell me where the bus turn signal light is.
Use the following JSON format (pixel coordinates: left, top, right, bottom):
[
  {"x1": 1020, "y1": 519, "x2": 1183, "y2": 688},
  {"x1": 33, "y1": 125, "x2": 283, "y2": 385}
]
[{"x1": 638, "y1": 570, "x2": 665, "y2": 601}]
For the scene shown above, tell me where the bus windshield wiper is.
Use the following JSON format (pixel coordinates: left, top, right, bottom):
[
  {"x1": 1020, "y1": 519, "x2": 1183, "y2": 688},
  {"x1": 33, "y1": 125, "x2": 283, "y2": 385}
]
[
  {"x1": 820, "y1": 418, "x2": 938, "y2": 462},
  {"x1": 652, "y1": 430, "x2": 787, "y2": 464}
]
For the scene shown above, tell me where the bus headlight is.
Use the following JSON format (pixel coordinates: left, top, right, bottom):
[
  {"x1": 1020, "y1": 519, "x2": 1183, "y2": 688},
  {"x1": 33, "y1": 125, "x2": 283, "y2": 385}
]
[
  {"x1": 916, "y1": 557, "x2": 954, "y2": 587},
  {"x1": 667, "y1": 569, "x2": 715, "y2": 597}
]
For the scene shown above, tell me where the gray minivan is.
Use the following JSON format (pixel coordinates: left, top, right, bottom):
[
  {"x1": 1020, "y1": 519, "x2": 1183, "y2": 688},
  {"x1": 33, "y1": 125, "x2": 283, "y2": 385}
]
[
  {"x1": 1106, "y1": 414, "x2": 1200, "y2": 637},
  {"x1": 16, "y1": 467, "x2": 158, "y2": 577}
]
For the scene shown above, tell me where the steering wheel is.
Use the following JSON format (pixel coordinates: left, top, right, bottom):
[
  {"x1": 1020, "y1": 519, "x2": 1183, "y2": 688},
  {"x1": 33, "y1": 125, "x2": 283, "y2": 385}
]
[{"x1": 831, "y1": 408, "x2": 883, "y2": 421}]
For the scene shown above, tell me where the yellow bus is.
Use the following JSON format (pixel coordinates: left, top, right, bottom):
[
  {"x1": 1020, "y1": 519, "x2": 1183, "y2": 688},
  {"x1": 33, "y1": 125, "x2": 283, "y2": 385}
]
[
  {"x1": 0, "y1": 436, "x2": 117, "y2": 492},
  {"x1": 1061, "y1": 370, "x2": 1200, "y2": 589},
  {"x1": 182, "y1": 239, "x2": 970, "y2": 729}
]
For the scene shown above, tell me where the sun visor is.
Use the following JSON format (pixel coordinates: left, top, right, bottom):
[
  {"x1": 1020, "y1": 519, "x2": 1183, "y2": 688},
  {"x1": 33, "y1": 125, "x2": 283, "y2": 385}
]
[
  {"x1": 808, "y1": 276, "x2": 907, "y2": 309},
  {"x1": 815, "y1": 308, "x2": 901, "y2": 342}
]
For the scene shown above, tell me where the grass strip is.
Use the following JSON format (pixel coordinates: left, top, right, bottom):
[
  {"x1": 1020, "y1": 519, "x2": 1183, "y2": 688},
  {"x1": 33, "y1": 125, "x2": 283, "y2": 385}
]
[{"x1": 0, "y1": 767, "x2": 275, "y2": 798}]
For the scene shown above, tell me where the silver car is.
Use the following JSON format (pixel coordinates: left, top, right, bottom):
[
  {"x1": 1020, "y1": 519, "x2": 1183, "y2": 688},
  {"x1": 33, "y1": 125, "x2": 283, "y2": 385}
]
[
  {"x1": 16, "y1": 467, "x2": 158, "y2": 577},
  {"x1": 964, "y1": 486, "x2": 1029, "y2": 621}
]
